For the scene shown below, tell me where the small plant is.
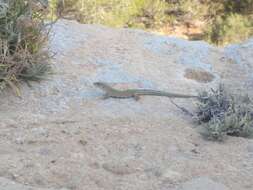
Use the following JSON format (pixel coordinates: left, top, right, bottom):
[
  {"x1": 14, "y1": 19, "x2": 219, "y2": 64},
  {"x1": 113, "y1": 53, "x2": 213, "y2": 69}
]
[
  {"x1": 0, "y1": 0, "x2": 51, "y2": 95},
  {"x1": 196, "y1": 84, "x2": 253, "y2": 141}
]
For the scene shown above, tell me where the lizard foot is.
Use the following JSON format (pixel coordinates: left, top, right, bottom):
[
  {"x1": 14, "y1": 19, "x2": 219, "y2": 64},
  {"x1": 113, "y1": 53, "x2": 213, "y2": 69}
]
[{"x1": 134, "y1": 95, "x2": 140, "y2": 101}]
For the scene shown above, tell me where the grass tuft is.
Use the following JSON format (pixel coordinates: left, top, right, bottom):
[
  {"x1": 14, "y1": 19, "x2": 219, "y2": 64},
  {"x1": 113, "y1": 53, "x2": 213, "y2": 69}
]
[
  {"x1": 196, "y1": 84, "x2": 253, "y2": 141},
  {"x1": 0, "y1": 0, "x2": 51, "y2": 96}
]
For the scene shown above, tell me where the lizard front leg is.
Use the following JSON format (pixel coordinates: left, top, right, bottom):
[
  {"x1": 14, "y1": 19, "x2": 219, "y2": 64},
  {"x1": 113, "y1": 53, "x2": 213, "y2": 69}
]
[{"x1": 134, "y1": 94, "x2": 140, "y2": 101}]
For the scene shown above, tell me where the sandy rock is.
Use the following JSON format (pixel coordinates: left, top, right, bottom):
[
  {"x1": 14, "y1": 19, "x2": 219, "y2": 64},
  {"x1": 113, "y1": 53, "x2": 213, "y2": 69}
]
[
  {"x1": 178, "y1": 177, "x2": 229, "y2": 190},
  {"x1": 162, "y1": 169, "x2": 182, "y2": 182},
  {"x1": 0, "y1": 19, "x2": 252, "y2": 190},
  {"x1": 248, "y1": 142, "x2": 253, "y2": 154},
  {"x1": 0, "y1": 177, "x2": 68, "y2": 190}
]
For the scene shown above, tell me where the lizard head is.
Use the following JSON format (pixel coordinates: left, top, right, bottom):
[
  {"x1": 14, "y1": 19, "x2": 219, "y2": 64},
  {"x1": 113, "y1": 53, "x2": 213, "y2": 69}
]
[
  {"x1": 94, "y1": 82, "x2": 115, "y2": 91},
  {"x1": 93, "y1": 82, "x2": 107, "y2": 89}
]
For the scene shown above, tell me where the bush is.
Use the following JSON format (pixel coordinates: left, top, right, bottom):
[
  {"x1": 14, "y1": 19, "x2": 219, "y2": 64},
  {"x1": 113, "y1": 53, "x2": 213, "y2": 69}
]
[
  {"x1": 60, "y1": 0, "x2": 134, "y2": 27},
  {"x1": 53, "y1": 0, "x2": 253, "y2": 45},
  {"x1": 127, "y1": 0, "x2": 168, "y2": 29},
  {"x1": 204, "y1": 13, "x2": 252, "y2": 45},
  {"x1": 0, "y1": 0, "x2": 51, "y2": 95},
  {"x1": 56, "y1": 0, "x2": 168, "y2": 29},
  {"x1": 224, "y1": 0, "x2": 253, "y2": 15},
  {"x1": 196, "y1": 84, "x2": 253, "y2": 141}
]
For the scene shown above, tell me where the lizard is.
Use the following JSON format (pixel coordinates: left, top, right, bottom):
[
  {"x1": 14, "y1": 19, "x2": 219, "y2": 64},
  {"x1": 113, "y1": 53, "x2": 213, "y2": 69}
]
[{"x1": 94, "y1": 82, "x2": 200, "y2": 100}]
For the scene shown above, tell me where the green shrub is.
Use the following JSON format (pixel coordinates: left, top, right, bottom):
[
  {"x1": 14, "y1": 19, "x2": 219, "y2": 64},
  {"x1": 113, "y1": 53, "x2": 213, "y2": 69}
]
[
  {"x1": 204, "y1": 14, "x2": 252, "y2": 45},
  {"x1": 224, "y1": 0, "x2": 253, "y2": 14},
  {"x1": 127, "y1": 0, "x2": 168, "y2": 29},
  {"x1": 61, "y1": 0, "x2": 134, "y2": 26},
  {"x1": 0, "y1": 0, "x2": 51, "y2": 95},
  {"x1": 196, "y1": 84, "x2": 253, "y2": 141},
  {"x1": 53, "y1": 0, "x2": 253, "y2": 45},
  {"x1": 56, "y1": 0, "x2": 168, "y2": 29}
]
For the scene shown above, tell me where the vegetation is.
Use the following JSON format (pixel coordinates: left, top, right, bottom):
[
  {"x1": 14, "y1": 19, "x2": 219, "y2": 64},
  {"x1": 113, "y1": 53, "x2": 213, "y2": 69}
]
[
  {"x1": 51, "y1": 0, "x2": 253, "y2": 45},
  {"x1": 50, "y1": 0, "x2": 168, "y2": 29},
  {"x1": 0, "y1": 0, "x2": 51, "y2": 95},
  {"x1": 196, "y1": 84, "x2": 253, "y2": 141}
]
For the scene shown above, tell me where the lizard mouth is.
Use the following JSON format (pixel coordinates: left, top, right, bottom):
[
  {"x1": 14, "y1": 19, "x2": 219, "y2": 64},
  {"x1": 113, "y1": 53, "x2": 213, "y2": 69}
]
[
  {"x1": 93, "y1": 82, "x2": 105, "y2": 88},
  {"x1": 93, "y1": 82, "x2": 101, "y2": 86}
]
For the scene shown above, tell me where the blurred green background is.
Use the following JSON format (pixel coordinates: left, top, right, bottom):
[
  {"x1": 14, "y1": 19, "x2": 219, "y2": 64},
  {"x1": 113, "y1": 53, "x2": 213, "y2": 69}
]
[{"x1": 50, "y1": 0, "x2": 253, "y2": 46}]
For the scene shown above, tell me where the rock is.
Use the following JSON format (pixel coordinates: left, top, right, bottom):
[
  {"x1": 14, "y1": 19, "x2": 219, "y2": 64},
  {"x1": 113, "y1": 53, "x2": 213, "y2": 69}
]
[
  {"x1": 162, "y1": 169, "x2": 182, "y2": 182},
  {"x1": 0, "y1": 19, "x2": 253, "y2": 190},
  {"x1": 144, "y1": 167, "x2": 163, "y2": 178},
  {"x1": 178, "y1": 177, "x2": 229, "y2": 190},
  {"x1": 0, "y1": 177, "x2": 69, "y2": 190},
  {"x1": 247, "y1": 143, "x2": 253, "y2": 154}
]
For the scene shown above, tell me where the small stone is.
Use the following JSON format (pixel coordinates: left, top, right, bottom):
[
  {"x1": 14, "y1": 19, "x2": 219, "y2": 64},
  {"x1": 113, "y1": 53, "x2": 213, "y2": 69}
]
[
  {"x1": 191, "y1": 149, "x2": 199, "y2": 154},
  {"x1": 79, "y1": 139, "x2": 87, "y2": 146}
]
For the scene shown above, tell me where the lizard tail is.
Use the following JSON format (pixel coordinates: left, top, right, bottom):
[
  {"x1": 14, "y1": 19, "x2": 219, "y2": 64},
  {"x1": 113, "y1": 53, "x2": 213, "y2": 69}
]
[{"x1": 134, "y1": 90, "x2": 199, "y2": 98}]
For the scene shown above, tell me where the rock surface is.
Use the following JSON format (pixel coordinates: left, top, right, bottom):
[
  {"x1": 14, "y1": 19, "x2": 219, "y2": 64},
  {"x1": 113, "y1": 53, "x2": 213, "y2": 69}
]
[
  {"x1": 177, "y1": 177, "x2": 229, "y2": 190},
  {"x1": 0, "y1": 177, "x2": 68, "y2": 190},
  {"x1": 0, "y1": 19, "x2": 253, "y2": 190}
]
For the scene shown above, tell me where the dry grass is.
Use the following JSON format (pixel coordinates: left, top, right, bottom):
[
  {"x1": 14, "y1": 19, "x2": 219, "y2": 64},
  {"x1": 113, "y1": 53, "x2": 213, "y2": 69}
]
[
  {"x1": 196, "y1": 84, "x2": 253, "y2": 141},
  {"x1": 0, "y1": 0, "x2": 52, "y2": 96}
]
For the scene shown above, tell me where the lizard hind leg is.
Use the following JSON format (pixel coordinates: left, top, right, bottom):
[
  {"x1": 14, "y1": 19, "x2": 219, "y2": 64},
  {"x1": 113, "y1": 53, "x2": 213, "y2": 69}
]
[{"x1": 102, "y1": 93, "x2": 110, "y2": 100}]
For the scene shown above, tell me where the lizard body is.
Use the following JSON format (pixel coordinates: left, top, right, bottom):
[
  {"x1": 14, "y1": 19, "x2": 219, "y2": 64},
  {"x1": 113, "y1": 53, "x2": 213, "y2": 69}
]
[{"x1": 94, "y1": 82, "x2": 200, "y2": 100}]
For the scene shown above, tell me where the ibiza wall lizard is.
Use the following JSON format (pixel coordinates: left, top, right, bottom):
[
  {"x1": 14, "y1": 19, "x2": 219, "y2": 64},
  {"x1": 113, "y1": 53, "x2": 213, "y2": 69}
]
[{"x1": 94, "y1": 82, "x2": 200, "y2": 100}]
